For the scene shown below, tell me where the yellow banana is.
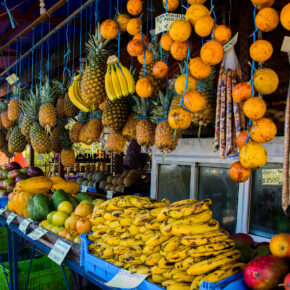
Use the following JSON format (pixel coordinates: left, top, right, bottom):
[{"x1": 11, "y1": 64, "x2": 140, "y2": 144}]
[
  {"x1": 120, "y1": 252, "x2": 142, "y2": 265},
  {"x1": 73, "y1": 81, "x2": 92, "y2": 112},
  {"x1": 105, "y1": 66, "x2": 117, "y2": 101},
  {"x1": 119, "y1": 216, "x2": 133, "y2": 226},
  {"x1": 151, "y1": 207, "x2": 166, "y2": 217},
  {"x1": 143, "y1": 245, "x2": 161, "y2": 255},
  {"x1": 162, "y1": 280, "x2": 180, "y2": 287},
  {"x1": 173, "y1": 271, "x2": 195, "y2": 283},
  {"x1": 129, "y1": 245, "x2": 143, "y2": 255},
  {"x1": 95, "y1": 224, "x2": 107, "y2": 232},
  {"x1": 117, "y1": 196, "x2": 134, "y2": 208},
  {"x1": 162, "y1": 268, "x2": 180, "y2": 279},
  {"x1": 120, "y1": 238, "x2": 143, "y2": 247},
  {"x1": 115, "y1": 225, "x2": 127, "y2": 233},
  {"x1": 119, "y1": 63, "x2": 135, "y2": 94},
  {"x1": 109, "y1": 220, "x2": 120, "y2": 229},
  {"x1": 140, "y1": 230, "x2": 156, "y2": 243},
  {"x1": 100, "y1": 247, "x2": 114, "y2": 259},
  {"x1": 68, "y1": 82, "x2": 90, "y2": 112},
  {"x1": 190, "y1": 274, "x2": 207, "y2": 290},
  {"x1": 152, "y1": 274, "x2": 166, "y2": 284},
  {"x1": 138, "y1": 226, "x2": 147, "y2": 234},
  {"x1": 73, "y1": 74, "x2": 82, "y2": 81},
  {"x1": 114, "y1": 261, "x2": 124, "y2": 267},
  {"x1": 145, "y1": 253, "x2": 163, "y2": 266},
  {"x1": 113, "y1": 245, "x2": 130, "y2": 255},
  {"x1": 133, "y1": 212, "x2": 153, "y2": 226},
  {"x1": 129, "y1": 265, "x2": 151, "y2": 275},
  {"x1": 161, "y1": 236, "x2": 181, "y2": 252},
  {"x1": 145, "y1": 219, "x2": 161, "y2": 230},
  {"x1": 104, "y1": 212, "x2": 118, "y2": 221},
  {"x1": 156, "y1": 207, "x2": 170, "y2": 222},
  {"x1": 172, "y1": 210, "x2": 213, "y2": 225},
  {"x1": 152, "y1": 266, "x2": 169, "y2": 275},
  {"x1": 186, "y1": 249, "x2": 241, "y2": 276},
  {"x1": 120, "y1": 232, "x2": 132, "y2": 239},
  {"x1": 110, "y1": 65, "x2": 122, "y2": 99},
  {"x1": 91, "y1": 216, "x2": 105, "y2": 225},
  {"x1": 162, "y1": 246, "x2": 190, "y2": 263},
  {"x1": 167, "y1": 284, "x2": 191, "y2": 290},
  {"x1": 128, "y1": 225, "x2": 141, "y2": 236},
  {"x1": 175, "y1": 257, "x2": 203, "y2": 271},
  {"x1": 106, "y1": 236, "x2": 121, "y2": 246},
  {"x1": 146, "y1": 233, "x2": 170, "y2": 247},
  {"x1": 115, "y1": 63, "x2": 129, "y2": 97}
]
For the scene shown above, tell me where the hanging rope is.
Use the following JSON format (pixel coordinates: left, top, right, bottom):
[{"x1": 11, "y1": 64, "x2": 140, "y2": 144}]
[
  {"x1": 1, "y1": 0, "x2": 15, "y2": 28},
  {"x1": 79, "y1": 0, "x2": 83, "y2": 73},
  {"x1": 115, "y1": 0, "x2": 121, "y2": 60},
  {"x1": 210, "y1": 0, "x2": 217, "y2": 39},
  {"x1": 72, "y1": 15, "x2": 76, "y2": 76},
  {"x1": 31, "y1": 27, "x2": 35, "y2": 88}
]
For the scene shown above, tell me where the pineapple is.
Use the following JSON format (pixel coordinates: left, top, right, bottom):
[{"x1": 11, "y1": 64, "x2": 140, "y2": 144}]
[
  {"x1": 7, "y1": 99, "x2": 19, "y2": 122},
  {"x1": 60, "y1": 130, "x2": 75, "y2": 167},
  {"x1": 106, "y1": 131, "x2": 127, "y2": 154},
  {"x1": 70, "y1": 111, "x2": 90, "y2": 144},
  {"x1": 64, "y1": 94, "x2": 78, "y2": 118},
  {"x1": 3, "y1": 143, "x2": 14, "y2": 158},
  {"x1": 133, "y1": 96, "x2": 155, "y2": 148},
  {"x1": 102, "y1": 98, "x2": 130, "y2": 131},
  {"x1": 56, "y1": 97, "x2": 66, "y2": 118},
  {"x1": 69, "y1": 122, "x2": 83, "y2": 143},
  {"x1": 79, "y1": 125, "x2": 92, "y2": 145},
  {"x1": 81, "y1": 24, "x2": 110, "y2": 109},
  {"x1": 0, "y1": 130, "x2": 5, "y2": 150},
  {"x1": 122, "y1": 114, "x2": 138, "y2": 140},
  {"x1": 1, "y1": 112, "x2": 15, "y2": 129},
  {"x1": 6, "y1": 128, "x2": 12, "y2": 141},
  {"x1": 8, "y1": 126, "x2": 27, "y2": 153},
  {"x1": 50, "y1": 126, "x2": 63, "y2": 153},
  {"x1": 86, "y1": 116, "x2": 103, "y2": 144}
]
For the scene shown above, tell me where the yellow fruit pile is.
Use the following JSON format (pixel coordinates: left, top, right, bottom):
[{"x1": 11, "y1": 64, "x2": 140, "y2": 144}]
[{"x1": 88, "y1": 196, "x2": 245, "y2": 289}]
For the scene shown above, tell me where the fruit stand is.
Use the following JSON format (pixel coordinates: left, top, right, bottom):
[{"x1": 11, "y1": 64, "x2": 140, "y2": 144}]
[{"x1": 0, "y1": 0, "x2": 289, "y2": 289}]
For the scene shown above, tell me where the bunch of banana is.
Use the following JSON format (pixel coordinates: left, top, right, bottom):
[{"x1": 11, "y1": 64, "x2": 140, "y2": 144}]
[
  {"x1": 105, "y1": 55, "x2": 135, "y2": 101},
  {"x1": 68, "y1": 75, "x2": 92, "y2": 112}
]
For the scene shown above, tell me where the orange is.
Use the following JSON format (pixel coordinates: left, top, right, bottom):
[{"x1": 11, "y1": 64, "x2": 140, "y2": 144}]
[
  {"x1": 136, "y1": 78, "x2": 153, "y2": 98},
  {"x1": 127, "y1": 0, "x2": 143, "y2": 15},
  {"x1": 253, "y1": 68, "x2": 279, "y2": 95},
  {"x1": 229, "y1": 161, "x2": 251, "y2": 182},
  {"x1": 239, "y1": 142, "x2": 267, "y2": 169},
  {"x1": 249, "y1": 40, "x2": 273, "y2": 62},
  {"x1": 270, "y1": 233, "x2": 290, "y2": 258},
  {"x1": 255, "y1": 8, "x2": 279, "y2": 32},
  {"x1": 175, "y1": 74, "x2": 197, "y2": 95},
  {"x1": 194, "y1": 16, "x2": 214, "y2": 37},
  {"x1": 243, "y1": 97, "x2": 267, "y2": 120},
  {"x1": 214, "y1": 25, "x2": 232, "y2": 44},
  {"x1": 236, "y1": 130, "x2": 249, "y2": 149},
  {"x1": 58, "y1": 228, "x2": 69, "y2": 239},
  {"x1": 183, "y1": 90, "x2": 206, "y2": 112},
  {"x1": 171, "y1": 41, "x2": 189, "y2": 61},
  {"x1": 137, "y1": 50, "x2": 153, "y2": 65},
  {"x1": 76, "y1": 218, "x2": 92, "y2": 234},
  {"x1": 100, "y1": 19, "x2": 119, "y2": 40},
  {"x1": 127, "y1": 39, "x2": 144, "y2": 56},
  {"x1": 75, "y1": 203, "x2": 93, "y2": 218},
  {"x1": 280, "y1": 3, "x2": 290, "y2": 31},
  {"x1": 133, "y1": 33, "x2": 149, "y2": 48},
  {"x1": 152, "y1": 61, "x2": 169, "y2": 79},
  {"x1": 117, "y1": 14, "x2": 130, "y2": 32},
  {"x1": 200, "y1": 39, "x2": 224, "y2": 65},
  {"x1": 160, "y1": 32, "x2": 173, "y2": 51},
  {"x1": 127, "y1": 18, "x2": 141, "y2": 36},
  {"x1": 232, "y1": 82, "x2": 253, "y2": 103},
  {"x1": 250, "y1": 118, "x2": 277, "y2": 143},
  {"x1": 189, "y1": 57, "x2": 211, "y2": 80},
  {"x1": 185, "y1": 4, "x2": 209, "y2": 26},
  {"x1": 65, "y1": 215, "x2": 81, "y2": 232},
  {"x1": 169, "y1": 19, "x2": 192, "y2": 42},
  {"x1": 162, "y1": 0, "x2": 179, "y2": 12}
]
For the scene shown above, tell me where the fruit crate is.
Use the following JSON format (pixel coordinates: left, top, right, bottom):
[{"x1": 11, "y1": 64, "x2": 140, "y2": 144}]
[
  {"x1": 80, "y1": 234, "x2": 164, "y2": 290},
  {"x1": 0, "y1": 197, "x2": 8, "y2": 209},
  {"x1": 0, "y1": 248, "x2": 72, "y2": 290}
]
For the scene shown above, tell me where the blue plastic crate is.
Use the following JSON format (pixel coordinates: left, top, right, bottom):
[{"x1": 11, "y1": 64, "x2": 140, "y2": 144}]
[
  {"x1": 0, "y1": 197, "x2": 8, "y2": 209},
  {"x1": 80, "y1": 185, "x2": 97, "y2": 193},
  {"x1": 80, "y1": 234, "x2": 164, "y2": 290}
]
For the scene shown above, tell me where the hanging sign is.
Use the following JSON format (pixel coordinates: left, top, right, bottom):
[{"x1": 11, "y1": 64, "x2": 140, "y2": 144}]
[
  {"x1": 224, "y1": 32, "x2": 239, "y2": 53},
  {"x1": 82, "y1": 186, "x2": 88, "y2": 192},
  {"x1": 107, "y1": 190, "x2": 114, "y2": 199},
  {"x1": 6, "y1": 74, "x2": 19, "y2": 85},
  {"x1": 0, "y1": 208, "x2": 6, "y2": 215},
  {"x1": 262, "y1": 169, "x2": 283, "y2": 186},
  {"x1": 6, "y1": 212, "x2": 17, "y2": 225},
  {"x1": 19, "y1": 218, "x2": 33, "y2": 234},
  {"x1": 155, "y1": 13, "x2": 185, "y2": 34},
  {"x1": 28, "y1": 227, "x2": 48, "y2": 240},
  {"x1": 48, "y1": 239, "x2": 72, "y2": 265},
  {"x1": 104, "y1": 269, "x2": 148, "y2": 289}
]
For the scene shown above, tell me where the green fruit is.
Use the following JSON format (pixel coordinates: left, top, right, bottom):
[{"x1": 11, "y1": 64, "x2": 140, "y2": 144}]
[
  {"x1": 46, "y1": 224, "x2": 54, "y2": 231},
  {"x1": 92, "y1": 199, "x2": 104, "y2": 205},
  {"x1": 52, "y1": 211, "x2": 69, "y2": 226},
  {"x1": 52, "y1": 189, "x2": 69, "y2": 210},
  {"x1": 74, "y1": 235, "x2": 81, "y2": 244},
  {"x1": 76, "y1": 192, "x2": 95, "y2": 202},
  {"x1": 27, "y1": 193, "x2": 52, "y2": 221},
  {"x1": 68, "y1": 195, "x2": 79, "y2": 209},
  {"x1": 47, "y1": 211, "x2": 57, "y2": 224},
  {"x1": 51, "y1": 226, "x2": 63, "y2": 234},
  {"x1": 237, "y1": 246, "x2": 254, "y2": 263},
  {"x1": 58, "y1": 201, "x2": 74, "y2": 214},
  {"x1": 252, "y1": 245, "x2": 271, "y2": 259}
]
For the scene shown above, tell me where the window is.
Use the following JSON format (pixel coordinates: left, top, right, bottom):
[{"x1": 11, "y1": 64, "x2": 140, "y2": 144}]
[
  {"x1": 157, "y1": 164, "x2": 191, "y2": 203},
  {"x1": 249, "y1": 163, "x2": 290, "y2": 239},
  {"x1": 197, "y1": 166, "x2": 239, "y2": 234}
]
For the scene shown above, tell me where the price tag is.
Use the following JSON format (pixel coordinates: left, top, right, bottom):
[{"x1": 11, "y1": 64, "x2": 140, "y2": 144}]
[
  {"x1": 6, "y1": 74, "x2": 19, "y2": 85},
  {"x1": 224, "y1": 32, "x2": 239, "y2": 53},
  {"x1": 262, "y1": 169, "x2": 283, "y2": 185},
  {"x1": 0, "y1": 208, "x2": 6, "y2": 215},
  {"x1": 104, "y1": 269, "x2": 147, "y2": 289},
  {"x1": 28, "y1": 227, "x2": 48, "y2": 240},
  {"x1": 6, "y1": 213, "x2": 17, "y2": 225},
  {"x1": 155, "y1": 13, "x2": 185, "y2": 34},
  {"x1": 107, "y1": 190, "x2": 113, "y2": 199},
  {"x1": 48, "y1": 239, "x2": 72, "y2": 265},
  {"x1": 19, "y1": 218, "x2": 33, "y2": 233},
  {"x1": 82, "y1": 186, "x2": 88, "y2": 192}
]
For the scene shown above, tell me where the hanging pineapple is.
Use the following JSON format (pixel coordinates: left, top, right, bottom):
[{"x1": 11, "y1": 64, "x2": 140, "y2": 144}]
[
  {"x1": 0, "y1": 130, "x2": 6, "y2": 151},
  {"x1": 81, "y1": 24, "x2": 110, "y2": 110},
  {"x1": 122, "y1": 113, "x2": 138, "y2": 140},
  {"x1": 69, "y1": 122, "x2": 83, "y2": 143},
  {"x1": 85, "y1": 113, "x2": 103, "y2": 144},
  {"x1": 70, "y1": 111, "x2": 90, "y2": 144},
  {"x1": 60, "y1": 131, "x2": 75, "y2": 168},
  {"x1": 8, "y1": 126, "x2": 27, "y2": 154},
  {"x1": 7, "y1": 99, "x2": 19, "y2": 122},
  {"x1": 106, "y1": 130, "x2": 127, "y2": 154},
  {"x1": 0, "y1": 102, "x2": 15, "y2": 129}
]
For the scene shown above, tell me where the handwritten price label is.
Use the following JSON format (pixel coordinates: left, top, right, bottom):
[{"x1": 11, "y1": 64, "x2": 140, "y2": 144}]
[
  {"x1": 155, "y1": 13, "x2": 185, "y2": 34},
  {"x1": 28, "y1": 227, "x2": 47, "y2": 240},
  {"x1": 48, "y1": 239, "x2": 72, "y2": 265},
  {"x1": 82, "y1": 186, "x2": 88, "y2": 192},
  {"x1": 262, "y1": 169, "x2": 282, "y2": 185},
  {"x1": 19, "y1": 218, "x2": 33, "y2": 233},
  {"x1": 0, "y1": 208, "x2": 6, "y2": 215},
  {"x1": 107, "y1": 190, "x2": 113, "y2": 199},
  {"x1": 6, "y1": 213, "x2": 17, "y2": 225},
  {"x1": 104, "y1": 269, "x2": 147, "y2": 289}
]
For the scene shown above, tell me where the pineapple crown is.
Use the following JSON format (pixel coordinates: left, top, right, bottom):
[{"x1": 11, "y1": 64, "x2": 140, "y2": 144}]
[
  {"x1": 132, "y1": 96, "x2": 154, "y2": 119},
  {"x1": 39, "y1": 76, "x2": 57, "y2": 105},
  {"x1": 76, "y1": 110, "x2": 90, "y2": 124},
  {"x1": 52, "y1": 73, "x2": 72, "y2": 96},
  {"x1": 0, "y1": 102, "x2": 7, "y2": 113},
  {"x1": 151, "y1": 90, "x2": 174, "y2": 122},
  {"x1": 60, "y1": 129, "x2": 73, "y2": 150},
  {"x1": 149, "y1": 35, "x2": 161, "y2": 60},
  {"x1": 21, "y1": 86, "x2": 41, "y2": 122}
]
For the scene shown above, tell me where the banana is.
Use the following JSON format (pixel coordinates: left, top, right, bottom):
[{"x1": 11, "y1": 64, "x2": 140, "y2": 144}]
[
  {"x1": 106, "y1": 236, "x2": 121, "y2": 246},
  {"x1": 140, "y1": 254, "x2": 147, "y2": 264},
  {"x1": 120, "y1": 252, "x2": 142, "y2": 265},
  {"x1": 133, "y1": 212, "x2": 153, "y2": 226},
  {"x1": 110, "y1": 65, "x2": 122, "y2": 99},
  {"x1": 171, "y1": 210, "x2": 213, "y2": 225},
  {"x1": 175, "y1": 257, "x2": 203, "y2": 271},
  {"x1": 91, "y1": 216, "x2": 105, "y2": 226},
  {"x1": 138, "y1": 226, "x2": 147, "y2": 234},
  {"x1": 145, "y1": 219, "x2": 161, "y2": 230},
  {"x1": 171, "y1": 219, "x2": 220, "y2": 236},
  {"x1": 100, "y1": 247, "x2": 114, "y2": 259},
  {"x1": 109, "y1": 220, "x2": 121, "y2": 229},
  {"x1": 152, "y1": 266, "x2": 170, "y2": 275},
  {"x1": 162, "y1": 280, "x2": 180, "y2": 287},
  {"x1": 113, "y1": 245, "x2": 130, "y2": 255},
  {"x1": 124, "y1": 207, "x2": 140, "y2": 216},
  {"x1": 173, "y1": 271, "x2": 195, "y2": 283},
  {"x1": 160, "y1": 223, "x2": 173, "y2": 236},
  {"x1": 119, "y1": 63, "x2": 135, "y2": 94},
  {"x1": 156, "y1": 207, "x2": 170, "y2": 222},
  {"x1": 130, "y1": 209, "x2": 150, "y2": 218},
  {"x1": 152, "y1": 274, "x2": 166, "y2": 284},
  {"x1": 143, "y1": 245, "x2": 161, "y2": 255},
  {"x1": 114, "y1": 261, "x2": 124, "y2": 267},
  {"x1": 115, "y1": 63, "x2": 129, "y2": 97},
  {"x1": 186, "y1": 249, "x2": 241, "y2": 276},
  {"x1": 140, "y1": 231, "x2": 156, "y2": 243},
  {"x1": 120, "y1": 238, "x2": 143, "y2": 247},
  {"x1": 158, "y1": 257, "x2": 175, "y2": 269},
  {"x1": 130, "y1": 196, "x2": 170, "y2": 209},
  {"x1": 75, "y1": 80, "x2": 93, "y2": 111},
  {"x1": 120, "y1": 232, "x2": 132, "y2": 239},
  {"x1": 68, "y1": 81, "x2": 91, "y2": 112},
  {"x1": 169, "y1": 199, "x2": 198, "y2": 210},
  {"x1": 190, "y1": 274, "x2": 207, "y2": 290},
  {"x1": 107, "y1": 202, "x2": 123, "y2": 211},
  {"x1": 74, "y1": 74, "x2": 82, "y2": 81},
  {"x1": 198, "y1": 262, "x2": 246, "y2": 287},
  {"x1": 105, "y1": 66, "x2": 117, "y2": 101},
  {"x1": 181, "y1": 230, "x2": 229, "y2": 247},
  {"x1": 167, "y1": 283, "x2": 191, "y2": 290},
  {"x1": 117, "y1": 196, "x2": 134, "y2": 208},
  {"x1": 162, "y1": 246, "x2": 190, "y2": 263},
  {"x1": 104, "y1": 212, "x2": 118, "y2": 221},
  {"x1": 92, "y1": 208, "x2": 105, "y2": 216},
  {"x1": 112, "y1": 210, "x2": 123, "y2": 218},
  {"x1": 115, "y1": 225, "x2": 127, "y2": 233},
  {"x1": 145, "y1": 253, "x2": 163, "y2": 266},
  {"x1": 161, "y1": 236, "x2": 181, "y2": 252},
  {"x1": 129, "y1": 265, "x2": 151, "y2": 275},
  {"x1": 151, "y1": 207, "x2": 166, "y2": 217},
  {"x1": 146, "y1": 233, "x2": 170, "y2": 247},
  {"x1": 163, "y1": 268, "x2": 180, "y2": 279},
  {"x1": 128, "y1": 225, "x2": 141, "y2": 236}
]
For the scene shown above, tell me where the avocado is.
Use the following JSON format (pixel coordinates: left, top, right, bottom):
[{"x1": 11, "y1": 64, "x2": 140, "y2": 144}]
[
  {"x1": 76, "y1": 192, "x2": 94, "y2": 202},
  {"x1": 51, "y1": 189, "x2": 69, "y2": 210},
  {"x1": 68, "y1": 195, "x2": 79, "y2": 209},
  {"x1": 27, "y1": 194, "x2": 52, "y2": 221}
]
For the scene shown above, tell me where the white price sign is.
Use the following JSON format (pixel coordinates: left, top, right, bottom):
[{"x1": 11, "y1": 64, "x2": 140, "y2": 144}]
[
  {"x1": 0, "y1": 208, "x2": 6, "y2": 215},
  {"x1": 104, "y1": 269, "x2": 147, "y2": 289},
  {"x1": 107, "y1": 190, "x2": 113, "y2": 199},
  {"x1": 48, "y1": 239, "x2": 72, "y2": 265},
  {"x1": 155, "y1": 13, "x2": 185, "y2": 34},
  {"x1": 6, "y1": 213, "x2": 17, "y2": 225},
  {"x1": 28, "y1": 227, "x2": 47, "y2": 240},
  {"x1": 19, "y1": 218, "x2": 33, "y2": 233},
  {"x1": 82, "y1": 186, "x2": 88, "y2": 192}
]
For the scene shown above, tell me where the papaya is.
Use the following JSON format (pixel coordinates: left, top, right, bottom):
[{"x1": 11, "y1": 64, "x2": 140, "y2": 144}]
[
  {"x1": 15, "y1": 176, "x2": 53, "y2": 194},
  {"x1": 51, "y1": 189, "x2": 70, "y2": 210},
  {"x1": 27, "y1": 193, "x2": 53, "y2": 221},
  {"x1": 49, "y1": 176, "x2": 65, "y2": 185},
  {"x1": 51, "y1": 181, "x2": 80, "y2": 196}
]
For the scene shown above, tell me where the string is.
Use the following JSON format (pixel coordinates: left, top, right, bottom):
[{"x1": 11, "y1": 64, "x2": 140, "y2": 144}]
[
  {"x1": 31, "y1": 28, "x2": 35, "y2": 88},
  {"x1": 95, "y1": 0, "x2": 98, "y2": 29},
  {"x1": 149, "y1": 0, "x2": 155, "y2": 60},
  {"x1": 79, "y1": 0, "x2": 83, "y2": 73},
  {"x1": 140, "y1": 15, "x2": 146, "y2": 77},
  {"x1": 210, "y1": 0, "x2": 217, "y2": 40},
  {"x1": 116, "y1": 0, "x2": 121, "y2": 60},
  {"x1": 72, "y1": 15, "x2": 76, "y2": 76},
  {"x1": 1, "y1": 0, "x2": 15, "y2": 28}
]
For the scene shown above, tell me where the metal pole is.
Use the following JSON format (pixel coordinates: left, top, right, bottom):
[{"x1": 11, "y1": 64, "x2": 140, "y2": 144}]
[
  {"x1": 12, "y1": 231, "x2": 18, "y2": 290},
  {"x1": 0, "y1": 0, "x2": 96, "y2": 77}
]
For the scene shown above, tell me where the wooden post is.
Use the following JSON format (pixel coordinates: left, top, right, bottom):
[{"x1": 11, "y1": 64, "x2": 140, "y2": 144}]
[
  {"x1": 58, "y1": 154, "x2": 64, "y2": 178},
  {"x1": 29, "y1": 145, "x2": 34, "y2": 167}
]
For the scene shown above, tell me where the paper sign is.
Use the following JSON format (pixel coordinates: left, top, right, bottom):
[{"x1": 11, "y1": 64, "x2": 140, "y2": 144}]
[
  {"x1": 262, "y1": 169, "x2": 283, "y2": 186},
  {"x1": 224, "y1": 32, "x2": 239, "y2": 53},
  {"x1": 0, "y1": 208, "x2": 6, "y2": 215},
  {"x1": 6, "y1": 213, "x2": 17, "y2": 225},
  {"x1": 155, "y1": 13, "x2": 185, "y2": 34},
  {"x1": 19, "y1": 218, "x2": 33, "y2": 233},
  {"x1": 48, "y1": 239, "x2": 72, "y2": 265},
  {"x1": 104, "y1": 269, "x2": 147, "y2": 289},
  {"x1": 82, "y1": 186, "x2": 88, "y2": 192},
  {"x1": 107, "y1": 190, "x2": 113, "y2": 199},
  {"x1": 281, "y1": 36, "x2": 290, "y2": 53},
  {"x1": 28, "y1": 227, "x2": 48, "y2": 240},
  {"x1": 6, "y1": 74, "x2": 19, "y2": 85}
]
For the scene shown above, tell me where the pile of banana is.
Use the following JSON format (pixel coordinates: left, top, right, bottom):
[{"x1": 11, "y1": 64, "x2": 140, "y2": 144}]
[
  {"x1": 105, "y1": 55, "x2": 135, "y2": 101},
  {"x1": 68, "y1": 75, "x2": 93, "y2": 112},
  {"x1": 89, "y1": 196, "x2": 245, "y2": 290}
]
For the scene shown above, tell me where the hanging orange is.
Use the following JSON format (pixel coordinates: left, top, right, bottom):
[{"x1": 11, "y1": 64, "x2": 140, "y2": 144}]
[
  {"x1": 214, "y1": 25, "x2": 232, "y2": 44},
  {"x1": 250, "y1": 40, "x2": 273, "y2": 62},
  {"x1": 253, "y1": 68, "x2": 279, "y2": 95},
  {"x1": 136, "y1": 78, "x2": 153, "y2": 98},
  {"x1": 127, "y1": 0, "x2": 143, "y2": 15},
  {"x1": 255, "y1": 8, "x2": 279, "y2": 32},
  {"x1": 239, "y1": 141, "x2": 267, "y2": 169},
  {"x1": 194, "y1": 15, "x2": 215, "y2": 37},
  {"x1": 117, "y1": 14, "x2": 131, "y2": 32},
  {"x1": 183, "y1": 90, "x2": 206, "y2": 112},
  {"x1": 251, "y1": 0, "x2": 274, "y2": 9},
  {"x1": 232, "y1": 82, "x2": 253, "y2": 103},
  {"x1": 185, "y1": 4, "x2": 210, "y2": 26},
  {"x1": 162, "y1": 0, "x2": 180, "y2": 12},
  {"x1": 280, "y1": 3, "x2": 290, "y2": 31},
  {"x1": 250, "y1": 118, "x2": 277, "y2": 143},
  {"x1": 175, "y1": 74, "x2": 197, "y2": 95},
  {"x1": 127, "y1": 39, "x2": 144, "y2": 56},
  {"x1": 100, "y1": 19, "x2": 119, "y2": 40},
  {"x1": 243, "y1": 97, "x2": 267, "y2": 120},
  {"x1": 137, "y1": 50, "x2": 153, "y2": 65},
  {"x1": 189, "y1": 57, "x2": 211, "y2": 79},
  {"x1": 189, "y1": 0, "x2": 206, "y2": 3},
  {"x1": 127, "y1": 18, "x2": 142, "y2": 35},
  {"x1": 229, "y1": 161, "x2": 251, "y2": 183},
  {"x1": 236, "y1": 130, "x2": 249, "y2": 149},
  {"x1": 152, "y1": 61, "x2": 169, "y2": 79},
  {"x1": 160, "y1": 32, "x2": 174, "y2": 51},
  {"x1": 133, "y1": 33, "x2": 150, "y2": 48},
  {"x1": 171, "y1": 41, "x2": 189, "y2": 61},
  {"x1": 169, "y1": 19, "x2": 192, "y2": 42},
  {"x1": 200, "y1": 39, "x2": 224, "y2": 65},
  {"x1": 168, "y1": 108, "x2": 192, "y2": 130}
]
